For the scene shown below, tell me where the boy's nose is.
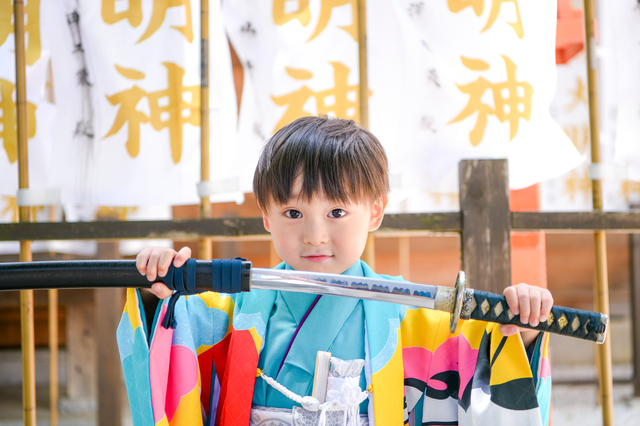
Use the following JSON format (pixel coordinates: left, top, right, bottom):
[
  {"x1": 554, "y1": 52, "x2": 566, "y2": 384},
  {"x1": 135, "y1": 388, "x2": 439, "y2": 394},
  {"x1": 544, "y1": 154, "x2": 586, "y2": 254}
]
[{"x1": 303, "y1": 221, "x2": 329, "y2": 246}]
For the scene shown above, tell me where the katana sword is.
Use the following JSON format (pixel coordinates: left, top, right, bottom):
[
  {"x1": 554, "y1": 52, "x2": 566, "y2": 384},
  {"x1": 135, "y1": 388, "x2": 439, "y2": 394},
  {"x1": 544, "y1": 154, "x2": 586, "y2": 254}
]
[{"x1": 0, "y1": 259, "x2": 608, "y2": 343}]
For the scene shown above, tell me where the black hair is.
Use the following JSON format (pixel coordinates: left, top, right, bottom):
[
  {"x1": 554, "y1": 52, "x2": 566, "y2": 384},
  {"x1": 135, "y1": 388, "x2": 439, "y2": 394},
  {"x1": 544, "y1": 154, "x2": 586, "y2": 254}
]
[{"x1": 253, "y1": 116, "x2": 389, "y2": 210}]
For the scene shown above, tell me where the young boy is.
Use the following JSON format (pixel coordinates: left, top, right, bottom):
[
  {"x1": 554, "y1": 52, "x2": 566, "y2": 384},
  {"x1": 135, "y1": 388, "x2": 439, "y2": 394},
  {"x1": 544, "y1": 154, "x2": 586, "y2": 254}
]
[{"x1": 123, "y1": 116, "x2": 553, "y2": 426}]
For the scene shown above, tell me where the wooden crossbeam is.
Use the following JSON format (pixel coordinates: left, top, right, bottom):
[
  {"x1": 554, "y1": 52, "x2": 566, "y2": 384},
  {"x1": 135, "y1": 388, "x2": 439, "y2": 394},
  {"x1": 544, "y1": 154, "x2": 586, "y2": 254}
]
[{"x1": 2, "y1": 211, "x2": 640, "y2": 242}]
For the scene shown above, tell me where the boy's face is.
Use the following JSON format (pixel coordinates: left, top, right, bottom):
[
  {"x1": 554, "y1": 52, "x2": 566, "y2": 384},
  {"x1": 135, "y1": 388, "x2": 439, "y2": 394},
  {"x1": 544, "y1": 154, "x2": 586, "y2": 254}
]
[{"x1": 261, "y1": 177, "x2": 388, "y2": 274}]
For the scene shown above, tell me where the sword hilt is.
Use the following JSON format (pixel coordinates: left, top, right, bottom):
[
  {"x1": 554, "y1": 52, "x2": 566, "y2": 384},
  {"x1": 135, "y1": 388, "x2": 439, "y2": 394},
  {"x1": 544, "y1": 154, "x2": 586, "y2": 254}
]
[{"x1": 450, "y1": 271, "x2": 608, "y2": 343}]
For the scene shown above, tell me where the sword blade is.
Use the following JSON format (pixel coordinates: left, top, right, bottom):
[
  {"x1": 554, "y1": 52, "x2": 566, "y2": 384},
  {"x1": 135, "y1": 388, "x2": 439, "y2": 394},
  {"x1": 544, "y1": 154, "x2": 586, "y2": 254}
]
[{"x1": 250, "y1": 268, "x2": 438, "y2": 310}]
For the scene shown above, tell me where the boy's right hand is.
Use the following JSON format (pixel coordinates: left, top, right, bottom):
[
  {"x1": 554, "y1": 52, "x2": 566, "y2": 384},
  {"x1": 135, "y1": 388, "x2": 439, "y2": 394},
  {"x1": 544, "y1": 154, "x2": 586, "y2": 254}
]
[{"x1": 136, "y1": 246, "x2": 192, "y2": 299}]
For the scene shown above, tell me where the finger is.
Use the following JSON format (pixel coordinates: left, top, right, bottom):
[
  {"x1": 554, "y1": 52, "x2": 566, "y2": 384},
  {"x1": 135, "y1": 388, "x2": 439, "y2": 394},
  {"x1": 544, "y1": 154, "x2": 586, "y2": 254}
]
[
  {"x1": 540, "y1": 292, "x2": 554, "y2": 323},
  {"x1": 151, "y1": 283, "x2": 173, "y2": 300},
  {"x1": 518, "y1": 288, "x2": 531, "y2": 325},
  {"x1": 503, "y1": 286, "x2": 520, "y2": 316},
  {"x1": 173, "y1": 246, "x2": 192, "y2": 267},
  {"x1": 499, "y1": 324, "x2": 519, "y2": 337},
  {"x1": 146, "y1": 247, "x2": 164, "y2": 282},
  {"x1": 529, "y1": 291, "x2": 542, "y2": 327},
  {"x1": 157, "y1": 249, "x2": 178, "y2": 278},
  {"x1": 136, "y1": 247, "x2": 153, "y2": 276}
]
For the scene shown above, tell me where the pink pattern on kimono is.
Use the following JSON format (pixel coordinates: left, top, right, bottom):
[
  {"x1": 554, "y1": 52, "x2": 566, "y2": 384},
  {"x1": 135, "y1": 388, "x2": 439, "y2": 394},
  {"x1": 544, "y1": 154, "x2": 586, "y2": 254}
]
[
  {"x1": 149, "y1": 305, "x2": 199, "y2": 423},
  {"x1": 403, "y1": 335, "x2": 479, "y2": 399}
]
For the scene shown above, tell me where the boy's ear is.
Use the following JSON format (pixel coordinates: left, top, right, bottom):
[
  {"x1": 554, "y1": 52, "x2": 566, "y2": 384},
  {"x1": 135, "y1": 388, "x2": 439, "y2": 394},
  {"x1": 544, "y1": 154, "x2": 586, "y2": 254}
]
[
  {"x1": 257, "y1": 201, "x2": 271, "y2": 232},
  {"x1": 368, "y1": 195, "x2": 389, "y2": 232}
]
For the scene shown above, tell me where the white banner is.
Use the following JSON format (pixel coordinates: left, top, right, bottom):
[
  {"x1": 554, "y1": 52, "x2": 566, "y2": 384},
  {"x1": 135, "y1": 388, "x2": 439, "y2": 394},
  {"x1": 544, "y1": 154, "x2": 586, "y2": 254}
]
[
  {"x1": 43, "y1": 0, "x2": 238, "y2": 207},
  {"x1": 610, "y1": 0, "x2": 640, "y2": 182},
  {"x1": 540, "y1": 0, "x2": 640, "y2": 212},
  {"x1": 0, "y1": 0, "x2": 56, "y2": 198},
  {"x1": 224, "y1": 0, "x2": 583, "y2": 213},
  {"x1": 383, "y1": 0, "x2": 582, "y2": 199},
  {"x1": 223, "y1": 0, "x2": 363, "y2": 194}
]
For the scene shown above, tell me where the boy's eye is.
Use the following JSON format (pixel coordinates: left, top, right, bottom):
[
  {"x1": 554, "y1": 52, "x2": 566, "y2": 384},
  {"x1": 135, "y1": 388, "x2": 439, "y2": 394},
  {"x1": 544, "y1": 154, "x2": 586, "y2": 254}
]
[
  {"x1": 284, "y1": 209, "x2": 302, "y2": 219},
  {"x1": 328, "y1": 209, "x2": 346, "y2": 218}
]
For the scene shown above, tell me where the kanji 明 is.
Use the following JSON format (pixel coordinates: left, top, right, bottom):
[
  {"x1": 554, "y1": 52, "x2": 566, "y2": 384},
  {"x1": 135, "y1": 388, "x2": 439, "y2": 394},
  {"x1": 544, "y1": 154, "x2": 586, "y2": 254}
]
[
  {"x1": 272, "y1": 0, "x2": 357, "y2": 42},
  {"x1": 102, "y1": 0, "x2": 193, "y2": 43},
  {"x1": 270, "y1": 62, "x2": 363, "y2": 132},
  {"x1": 449, "y1": 55, "x2": 533, "y2": 146},
  {"x1": 104, "y1": 63, "x2": 200, "y2": 164},
  {"x1": 0, "y1": 0, "x2": 42, "y2": 65},
  {"x1": 448, "y1": 0, "x2": 523, "y2": 38},
  {"x1": 0, "y1": 79, "x2": 37, "y2": 164}
]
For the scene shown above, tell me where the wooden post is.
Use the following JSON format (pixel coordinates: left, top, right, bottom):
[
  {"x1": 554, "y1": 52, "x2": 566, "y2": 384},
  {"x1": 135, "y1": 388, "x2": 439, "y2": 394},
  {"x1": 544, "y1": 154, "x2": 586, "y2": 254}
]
[
  {"x1": 583, "y1": 1, "x2": 613, "y2": 423},
  {"x1": 459, "y1": 160, "x2": 511, "y2": 294},
  {"x1": 630, "y1": 214, "x2": 640, "y2": 396},
  {"x1": 95, "y1": 239, "x2": 123, "y2": 426},
  {"x1": 14, "y1": 1, "x2": 36, "y2": 425},
  {"x1": 199, "y1": 0, "x2": 212, "y2": 260}
]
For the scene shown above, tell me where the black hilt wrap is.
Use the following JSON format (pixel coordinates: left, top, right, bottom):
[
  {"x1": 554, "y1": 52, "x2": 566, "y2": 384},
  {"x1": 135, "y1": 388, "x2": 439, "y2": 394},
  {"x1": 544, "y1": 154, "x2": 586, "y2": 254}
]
[
  {"x1": 160, "y1": 258, "x2": 251, "y2": 329},
  {"x1": 460, "y1": 288, "x2": 608, "y2": 343},
  {"x1": 0, "y1": 259, "x2": 252, "y2": 293}
]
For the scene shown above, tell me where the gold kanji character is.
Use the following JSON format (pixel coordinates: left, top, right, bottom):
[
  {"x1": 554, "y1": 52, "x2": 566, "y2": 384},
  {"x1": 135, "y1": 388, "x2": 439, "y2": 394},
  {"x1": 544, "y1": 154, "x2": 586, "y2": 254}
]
[
  {"x1": 102, "y1": 0, "x2": 193, "y2": 44},
  {"x1": 271, "y1": 62, "x2": 363, "y2": 132},
  {"x1": 565, "y1": 78, "x2": 588, "y2": 112},
  {"x1": 273, "y1": 0, "x2": 310, "y2": 26},
  {"x1": 449, "y1": 55, "x2": 533, "y2": 146},
  {"x1": 273, "y1": 0, "x2": 357, "y2": 42},
  {"x1": 104, "y1": 63, "x2": 200, "y2": 164},
  {"x1": 97, "y1": 206, "x2": 138, "y2": 220},
  {"x1": 564, "y1": 169, "x2": 591, "y2": 201},
  {"x1": 0, "y1": 0, "x2": 42, "y2": 65},
  {"x1": 0, "y1": 79, "x2": 37, "y2": 164},
  {"x1": 563, "y1": 124, "x2": 589, "y2": 154},
  {"x1": 448, "y1": 0, "x2": 523, "y2": 39},
  {"x1": 1, "y1": 196, "x2": 18, "y2": 223},
  {"x1": 621, "y1": 181, "x2": 640, "y2": 204}
]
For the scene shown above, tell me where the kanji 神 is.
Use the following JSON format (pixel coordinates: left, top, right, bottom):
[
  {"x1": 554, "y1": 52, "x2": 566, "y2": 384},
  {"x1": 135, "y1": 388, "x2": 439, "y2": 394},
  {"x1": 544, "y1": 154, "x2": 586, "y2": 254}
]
[
  {"x1": 0, "y1": 0, "x2": 42, "y2": 65},
  {"x1": 270, "y1": 62, "x2": 363, "y2": 132},
  {"x1": 0, "y1": 79, "x2": 37, "y2": 164},
  {"x1": 272, "y1": 0, "x2": 357, "y2": 42},
  {"x1": 102, "y1": 0, "x2": 193, "y2": 43},
  {"x1": 447, "y1": 0, "x2": 523, "y2": 39},
  {"x1": 104, "y1": 63, "x2": 200, "y2": 164},
  {"x1": 564, "y1": 169, "x2": 591, "y2": 201},
  {"x1": 449, "y1": 55, "x2": 533, "y2": 146}
]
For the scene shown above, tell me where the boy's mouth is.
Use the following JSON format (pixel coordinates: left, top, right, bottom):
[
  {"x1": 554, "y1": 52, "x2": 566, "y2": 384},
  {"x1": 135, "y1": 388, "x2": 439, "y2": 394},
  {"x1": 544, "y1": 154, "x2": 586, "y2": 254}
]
[{"x1": 302, "y1": 254, "x2": 333, "y2": 262}]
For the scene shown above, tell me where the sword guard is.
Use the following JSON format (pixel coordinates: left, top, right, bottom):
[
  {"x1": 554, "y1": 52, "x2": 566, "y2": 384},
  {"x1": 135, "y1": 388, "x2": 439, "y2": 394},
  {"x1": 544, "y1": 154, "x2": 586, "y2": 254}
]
[{"x1": 449, "y1": 271, "x2": 466, "y2": 333}]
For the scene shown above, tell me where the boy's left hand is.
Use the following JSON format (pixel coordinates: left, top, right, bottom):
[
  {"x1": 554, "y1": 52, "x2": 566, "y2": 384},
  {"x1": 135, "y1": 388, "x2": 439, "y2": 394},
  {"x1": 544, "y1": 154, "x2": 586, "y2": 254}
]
[{"x1": 499, "y1": 283, "x2": 554, "y2": 348}]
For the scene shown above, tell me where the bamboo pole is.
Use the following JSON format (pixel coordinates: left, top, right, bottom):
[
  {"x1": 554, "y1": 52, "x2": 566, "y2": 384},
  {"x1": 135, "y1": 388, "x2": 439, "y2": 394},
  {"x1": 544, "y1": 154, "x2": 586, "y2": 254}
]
[
  {"x1": 48, "y1": 62, "x2": 59, "y2": 426},
  {"x1": 14, "y1": 1, "x2": 36, "y2": 425},
  {"x1": 357, "y1": 0, "x2": 375, "y2": 268},
  {"x1": 48, "y1": 288, "x2": 58, "y2": 426},
  {"x1": 357, "y1": 0, "x2": 369, "y2": 130},
  {"x1": 48, "y1": 203, "x2": 59, "y2": 426},
  {"x1": 199, "y1": 0, "x2": 212, "y2": 260},
  {"x1": 583, "y1": 1, "x2": 613, "y2": 424}
]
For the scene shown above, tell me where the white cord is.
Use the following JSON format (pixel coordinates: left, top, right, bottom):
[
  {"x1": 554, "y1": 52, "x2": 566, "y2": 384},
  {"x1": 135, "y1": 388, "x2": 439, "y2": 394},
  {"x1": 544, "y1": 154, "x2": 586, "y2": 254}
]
[
  {"x1": 259, "y1": 370, "x2": 369, "y2": 426},
  {"x1": 259, "y1": 370, "x2": 322, "y2": 411}
]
